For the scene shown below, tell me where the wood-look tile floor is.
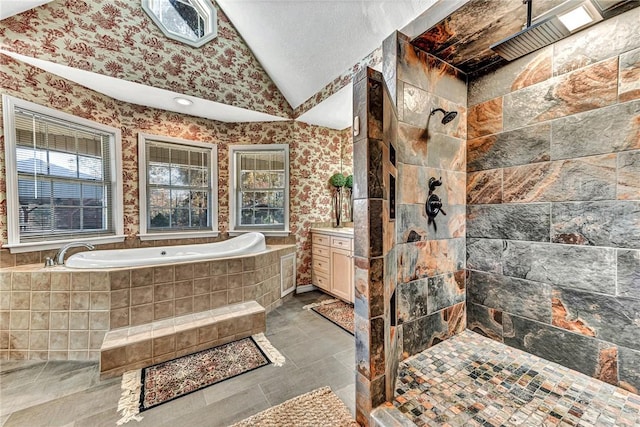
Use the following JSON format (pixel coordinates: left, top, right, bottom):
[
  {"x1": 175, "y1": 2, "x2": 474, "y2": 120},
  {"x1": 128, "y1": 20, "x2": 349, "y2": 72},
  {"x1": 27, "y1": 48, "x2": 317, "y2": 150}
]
[{"x1": 0, "y1": 291, "x2": 355, "y2": 427}]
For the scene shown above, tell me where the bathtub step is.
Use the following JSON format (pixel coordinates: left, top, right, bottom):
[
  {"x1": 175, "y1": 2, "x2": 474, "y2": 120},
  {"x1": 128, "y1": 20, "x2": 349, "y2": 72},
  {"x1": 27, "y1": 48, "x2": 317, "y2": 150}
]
[{"x1": 99, "y1": 301, "x2": 265, "y2": 378}]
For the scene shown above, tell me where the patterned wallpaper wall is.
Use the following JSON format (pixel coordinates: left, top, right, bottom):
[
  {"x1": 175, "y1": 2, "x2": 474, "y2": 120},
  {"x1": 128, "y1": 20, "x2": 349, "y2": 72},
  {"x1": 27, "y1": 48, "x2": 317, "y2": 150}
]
[
  {"x1": 0, "y1": 54, "x2": 353, "y2": 285},
  {"x1": 466, "y1": 7, "x2": 640, "y2": 393},
  {"x1": 0, "y1": 0, "x2": 292, "y2": 117}
]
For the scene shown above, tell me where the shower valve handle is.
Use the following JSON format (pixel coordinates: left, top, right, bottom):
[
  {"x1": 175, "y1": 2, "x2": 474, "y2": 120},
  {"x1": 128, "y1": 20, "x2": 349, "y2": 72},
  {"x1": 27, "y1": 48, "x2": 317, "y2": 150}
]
[
  {"x1": 426, "y1": 194, "x2": 446, "y2": 219},
  {"x1": 428, "y1": 177, "x2": 443, "y2": 193}
]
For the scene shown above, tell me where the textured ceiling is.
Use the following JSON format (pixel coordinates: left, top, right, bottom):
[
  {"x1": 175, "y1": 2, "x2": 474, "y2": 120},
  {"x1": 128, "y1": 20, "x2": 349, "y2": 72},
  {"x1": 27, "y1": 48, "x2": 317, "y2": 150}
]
[
  {"x1": 0, "y1": 0, "x2": 53, "y2": 20},
  {"x1": 411, "y1": 0, "x2": 639, "y2": 77},
  {"x1": 215, "y1": 0, "x2": 436, "y2": 109}
]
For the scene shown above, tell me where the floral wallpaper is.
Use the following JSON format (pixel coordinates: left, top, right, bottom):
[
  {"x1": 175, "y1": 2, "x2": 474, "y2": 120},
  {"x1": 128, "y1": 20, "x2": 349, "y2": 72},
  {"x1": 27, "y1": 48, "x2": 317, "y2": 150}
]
[
  {"x1": 0, "y1": 54, "x2": 353, "y2": 285},
  {"x1": 0, "y1": 0, "x2": 292, "y2": 118}
]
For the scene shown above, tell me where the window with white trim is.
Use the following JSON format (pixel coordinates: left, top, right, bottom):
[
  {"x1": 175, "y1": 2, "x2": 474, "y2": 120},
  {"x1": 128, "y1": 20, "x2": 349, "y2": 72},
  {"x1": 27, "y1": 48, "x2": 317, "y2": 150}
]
[
  {"x1": 142, "y1": 0, "x2": 217, "y2": 48},
  {"x1": 229, "y1": 145, "x2": 289, "y2": 235},
  {"x1": 2, "y1": 95, "x2": 124, "y2": 252},
  {"x1": 138, "y1": 133, "x2": 218, "y2": 240}
]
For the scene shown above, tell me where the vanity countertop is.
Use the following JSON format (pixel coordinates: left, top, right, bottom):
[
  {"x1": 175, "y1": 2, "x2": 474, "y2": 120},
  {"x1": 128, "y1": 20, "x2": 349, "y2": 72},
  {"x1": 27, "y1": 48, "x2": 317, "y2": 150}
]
[{"x1": 310, "y1": 227, "x2": 354, "y2": 238}]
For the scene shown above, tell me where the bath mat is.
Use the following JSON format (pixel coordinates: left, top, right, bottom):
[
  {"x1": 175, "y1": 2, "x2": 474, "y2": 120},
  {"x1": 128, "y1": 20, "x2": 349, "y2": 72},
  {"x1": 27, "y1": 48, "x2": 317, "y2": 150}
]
[
  {"x1": 302, "y1": 297, "x2": 340, "y2": 310},
  {"x1": 116, "y1": 333, "x2": 284, "y2": 425},
  {"x1": 229, "y1": 386, "x2": 357, "y2": 427},
  {"x1": 310, "y1": 300, "x2": 354, "y2": 335}
]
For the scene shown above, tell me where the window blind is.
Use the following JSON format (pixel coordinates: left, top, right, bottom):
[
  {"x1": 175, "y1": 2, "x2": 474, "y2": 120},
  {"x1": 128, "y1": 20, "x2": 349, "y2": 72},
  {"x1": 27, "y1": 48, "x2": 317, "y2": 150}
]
[{"x1": 14, "y1": 108, "x2": 115, "y2": 242}]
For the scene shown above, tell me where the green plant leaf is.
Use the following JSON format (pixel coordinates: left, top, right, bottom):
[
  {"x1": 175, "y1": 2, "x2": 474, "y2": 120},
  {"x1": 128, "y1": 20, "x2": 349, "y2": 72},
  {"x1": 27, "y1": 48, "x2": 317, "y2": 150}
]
[
  {"x1": 345, "y1": 174, "x2": 353, "y2": 189},
  {"x1": 329, "y1": 173, "x2": 346, "y2": 187}
]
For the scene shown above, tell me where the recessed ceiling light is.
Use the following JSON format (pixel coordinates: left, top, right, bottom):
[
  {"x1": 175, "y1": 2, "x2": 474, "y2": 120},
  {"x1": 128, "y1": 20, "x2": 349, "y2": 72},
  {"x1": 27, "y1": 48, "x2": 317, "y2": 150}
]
[
  {"x1": 174, "y1": 97, "x2": 193, "y2": 106},
  {"x1": 558, "y1": 5, "x2": 595, "y2": 32}
]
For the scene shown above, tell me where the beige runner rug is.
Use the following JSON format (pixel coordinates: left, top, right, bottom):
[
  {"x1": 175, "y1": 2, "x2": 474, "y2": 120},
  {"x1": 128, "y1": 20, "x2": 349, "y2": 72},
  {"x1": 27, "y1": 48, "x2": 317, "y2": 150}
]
[{"x1": 229, "y1": 386, "x2": 357, "y2": 427}]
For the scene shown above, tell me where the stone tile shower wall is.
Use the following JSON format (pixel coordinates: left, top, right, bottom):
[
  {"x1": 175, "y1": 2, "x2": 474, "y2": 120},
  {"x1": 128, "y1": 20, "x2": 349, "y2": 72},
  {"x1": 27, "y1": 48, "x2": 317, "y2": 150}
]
[
  {"x1": 352, "y1": 33, "x2": 469, "y2": 425},
  {"x1": 388, "y1": 33, "x2": 467, "y2": 358},
  {"x1": 466, "y1": 7, "x2": 640, "y2": 393}
]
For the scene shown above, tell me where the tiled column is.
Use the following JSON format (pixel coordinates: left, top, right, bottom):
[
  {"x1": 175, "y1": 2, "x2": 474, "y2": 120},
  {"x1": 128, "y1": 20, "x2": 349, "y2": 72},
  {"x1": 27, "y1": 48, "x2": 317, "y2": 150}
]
[{"x1": 353, "y1": 67, "x2": 391, "y2": 426}]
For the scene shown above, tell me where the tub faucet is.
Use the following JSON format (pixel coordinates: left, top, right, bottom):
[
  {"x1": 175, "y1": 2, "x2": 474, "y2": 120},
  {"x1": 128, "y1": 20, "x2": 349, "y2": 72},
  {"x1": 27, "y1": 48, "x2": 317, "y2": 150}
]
[{"x1": 55, "y1": 242, "x2": 95, "y2": 265}]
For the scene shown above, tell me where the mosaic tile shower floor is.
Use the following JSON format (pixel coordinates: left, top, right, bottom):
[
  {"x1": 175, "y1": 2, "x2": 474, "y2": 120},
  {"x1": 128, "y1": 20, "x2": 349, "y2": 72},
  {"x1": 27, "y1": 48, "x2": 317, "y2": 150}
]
[{"x1": 394, "y1": 331, "x2": 640, "y2": 427}]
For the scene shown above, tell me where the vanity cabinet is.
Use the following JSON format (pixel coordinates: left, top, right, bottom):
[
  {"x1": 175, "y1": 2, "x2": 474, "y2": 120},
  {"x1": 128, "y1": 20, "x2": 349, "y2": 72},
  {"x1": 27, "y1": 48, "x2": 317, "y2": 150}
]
[{"x1": 311, "y1": 229, "x2": 354, "y2": 303}]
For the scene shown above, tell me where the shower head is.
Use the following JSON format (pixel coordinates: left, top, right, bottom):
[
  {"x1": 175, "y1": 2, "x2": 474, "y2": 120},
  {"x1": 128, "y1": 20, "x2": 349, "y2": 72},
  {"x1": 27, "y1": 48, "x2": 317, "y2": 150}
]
[
  {"x1": 490, "y1": 0, "x2": 604, "y2": 62},
  {"x1": 430, "y1": 108, "x2": 458, "y2": 125}
]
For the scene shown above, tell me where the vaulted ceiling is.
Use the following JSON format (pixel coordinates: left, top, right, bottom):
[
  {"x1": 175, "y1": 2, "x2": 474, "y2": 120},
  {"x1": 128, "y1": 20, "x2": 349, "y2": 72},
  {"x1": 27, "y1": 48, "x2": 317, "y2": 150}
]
[
  {"x1": 4, "y1": 0, "x2": 635, "y2": 129},
  {"x1": 0, "y1": 0, "x2": 438, "y2": 129}
]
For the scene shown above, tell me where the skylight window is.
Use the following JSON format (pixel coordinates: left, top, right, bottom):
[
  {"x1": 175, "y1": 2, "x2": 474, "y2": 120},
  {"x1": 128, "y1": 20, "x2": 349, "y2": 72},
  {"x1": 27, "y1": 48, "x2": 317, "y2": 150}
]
[{"x1": 142, "y1": 0, "x2": 217, "y2": 48}]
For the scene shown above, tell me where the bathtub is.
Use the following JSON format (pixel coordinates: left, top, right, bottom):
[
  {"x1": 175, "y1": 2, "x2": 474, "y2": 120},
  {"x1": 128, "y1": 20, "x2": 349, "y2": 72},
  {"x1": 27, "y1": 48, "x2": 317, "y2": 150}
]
[{"x1": 65, "y1": 232, "x2": 267, "y2": 269}]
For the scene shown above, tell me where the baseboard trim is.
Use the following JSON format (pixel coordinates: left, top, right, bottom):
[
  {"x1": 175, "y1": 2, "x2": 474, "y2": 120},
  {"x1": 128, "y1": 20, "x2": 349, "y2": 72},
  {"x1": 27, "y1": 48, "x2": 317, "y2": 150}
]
[{"x1": 296, "y1": 284, "x2": 317, "y2": 294}]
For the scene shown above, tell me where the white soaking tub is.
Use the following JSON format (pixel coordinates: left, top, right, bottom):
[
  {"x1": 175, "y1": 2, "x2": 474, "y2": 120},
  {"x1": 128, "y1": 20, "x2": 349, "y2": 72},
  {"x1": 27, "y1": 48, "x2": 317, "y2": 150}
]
[{"x1": 65, "y1": 232, "x2": 266, "y2": 269}]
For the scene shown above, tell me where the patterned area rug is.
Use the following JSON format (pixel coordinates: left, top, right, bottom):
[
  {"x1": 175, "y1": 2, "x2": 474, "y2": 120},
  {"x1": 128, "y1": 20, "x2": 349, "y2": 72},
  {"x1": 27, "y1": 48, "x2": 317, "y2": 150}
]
[
  {"x1": 311, "y1": 300, "x2": 354, "y2": 335},
  {"x1": 140, "y1": 337, "x2": 268, "y2": 411},
  {"x1": 117, "y1": 333, "x2": 285, "y2": 425},
  {"x1": 230, "y1": 386, "x2": 357, "y2": 427}
]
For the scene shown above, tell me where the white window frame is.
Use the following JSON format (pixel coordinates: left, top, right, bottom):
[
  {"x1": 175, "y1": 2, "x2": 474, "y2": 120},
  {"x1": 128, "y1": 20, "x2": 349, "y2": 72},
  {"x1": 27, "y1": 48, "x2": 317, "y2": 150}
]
[
  {"x1": 2, "y1": 94, "x2": 124, "y2": 253},
  {"x1": 228, "y1": 144, "x2": 290, "y2": 237},
  {"x1": 141, "y1": 0, "x2": 217, "y2": 48},
  {"x1": 138, "y1": 133, "x2": 218, "y2": 241}
]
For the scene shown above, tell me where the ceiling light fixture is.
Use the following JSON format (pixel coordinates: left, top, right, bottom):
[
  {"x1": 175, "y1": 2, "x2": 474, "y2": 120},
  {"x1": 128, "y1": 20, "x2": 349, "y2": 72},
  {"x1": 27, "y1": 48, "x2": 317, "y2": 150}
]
[
  {"x1": 174, "y1": 97, "x2": 193, "y2": 106},
  {"x1": 557, "y1": 4, "x2": 596, "y2": 31}
]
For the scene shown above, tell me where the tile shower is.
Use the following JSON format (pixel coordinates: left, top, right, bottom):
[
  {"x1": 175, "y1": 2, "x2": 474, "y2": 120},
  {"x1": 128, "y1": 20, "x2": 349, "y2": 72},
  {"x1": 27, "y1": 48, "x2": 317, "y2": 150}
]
[
  {"x1": 354, "y1": 5, "x2": 640, "y2": 425},
  {"x1": 465, "y1": 7, "x2": 640, "y2": 393}
]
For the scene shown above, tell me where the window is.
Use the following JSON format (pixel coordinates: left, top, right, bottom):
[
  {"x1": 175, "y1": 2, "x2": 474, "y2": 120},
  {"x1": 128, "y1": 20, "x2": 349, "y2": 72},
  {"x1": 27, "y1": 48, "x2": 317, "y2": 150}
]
[
  {"x1": 229, "y1": 145, "x2": 289, "y2": 235},
  {"x1": 2, "y1": 95, "x2": 124, "y2": 252},
  {"x1": 142, "y1": 0, "x2": 217, "y2": 48},
  {"x1": 138, "y1": 133, "x2": 218, "y2": 240}
]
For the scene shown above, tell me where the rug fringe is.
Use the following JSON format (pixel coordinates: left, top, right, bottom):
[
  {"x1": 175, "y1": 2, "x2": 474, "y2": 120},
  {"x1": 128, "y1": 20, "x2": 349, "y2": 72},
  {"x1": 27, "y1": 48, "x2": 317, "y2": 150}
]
[
  {"x1": 116, "y1": 369, "x2": 143, "y2": 425},
  {"x1": 302, "y1": 298, "x2": 339, "y2": 310},
  {"x1": 252, "y1": 333, "x2": 285, "y2": 367}
]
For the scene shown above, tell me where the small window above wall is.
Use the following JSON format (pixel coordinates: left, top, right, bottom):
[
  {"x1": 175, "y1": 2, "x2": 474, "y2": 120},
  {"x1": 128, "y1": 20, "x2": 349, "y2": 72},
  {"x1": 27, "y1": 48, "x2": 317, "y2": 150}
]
[
  {"x1": 2, "y1": 95, "x2": 124, "y2": 253},
  {"x1": 138, "y1": 133, "x2": 218, "y2": 241},
  {"x1": 142, "y1": 0, "x2": 217, "y2": 48},
  {"x1": 229, "y1": 145, "x2": 290, "y2": 236}
]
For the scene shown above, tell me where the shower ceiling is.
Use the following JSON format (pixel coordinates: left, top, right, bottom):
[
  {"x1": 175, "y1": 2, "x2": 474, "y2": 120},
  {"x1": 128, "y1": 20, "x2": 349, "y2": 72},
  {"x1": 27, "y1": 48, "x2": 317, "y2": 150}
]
[{"x1": 411, "y1": 0, "x2": 640, "y2": 77}]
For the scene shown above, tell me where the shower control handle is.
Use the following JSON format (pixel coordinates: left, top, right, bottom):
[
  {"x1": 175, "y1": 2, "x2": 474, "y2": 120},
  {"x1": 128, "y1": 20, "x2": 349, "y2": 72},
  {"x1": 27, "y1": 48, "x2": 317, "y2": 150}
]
[
  {"x1": 428, "y1": 177, "x2": 442, "y2": 193},
  {"x1": 426, "y1": 194, "x2": 447, "y2": 219}
]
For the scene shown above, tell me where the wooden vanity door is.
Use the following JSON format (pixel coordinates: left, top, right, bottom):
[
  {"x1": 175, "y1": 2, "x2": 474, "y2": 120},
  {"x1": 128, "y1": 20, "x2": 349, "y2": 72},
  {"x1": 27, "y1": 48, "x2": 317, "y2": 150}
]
[{"x1": 330, "y1": 246, "x2": 353, "y2": 302}]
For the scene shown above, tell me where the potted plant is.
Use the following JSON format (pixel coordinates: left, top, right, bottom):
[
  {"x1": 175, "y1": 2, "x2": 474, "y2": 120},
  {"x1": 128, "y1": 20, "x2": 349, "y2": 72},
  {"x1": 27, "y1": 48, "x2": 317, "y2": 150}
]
[
  {"x1": 344, "y1": 174, "x2": 353, "y2": 222},
  {"x1": 329, "y1": 173, "x2": 346, "y2": 227}
]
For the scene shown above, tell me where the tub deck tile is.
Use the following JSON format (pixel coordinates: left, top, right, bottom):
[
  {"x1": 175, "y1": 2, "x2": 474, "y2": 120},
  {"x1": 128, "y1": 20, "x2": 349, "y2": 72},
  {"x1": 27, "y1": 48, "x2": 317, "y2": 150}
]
[{"x1": 99, "y1": 301, "x2": 265, "y2": 378}]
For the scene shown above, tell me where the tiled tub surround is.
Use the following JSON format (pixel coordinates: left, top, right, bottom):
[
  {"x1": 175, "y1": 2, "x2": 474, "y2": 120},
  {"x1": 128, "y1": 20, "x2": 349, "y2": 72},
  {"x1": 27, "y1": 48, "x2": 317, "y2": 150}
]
[
  {"x1": 100, "y1": 301, "x2": 265, "y2": 378},
  {"x1": 466, "y1": 6, "x2": 640, "y2": 394},
  {"x1": 0, "y1": 245, "x2": 295, "y2": 360}
]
